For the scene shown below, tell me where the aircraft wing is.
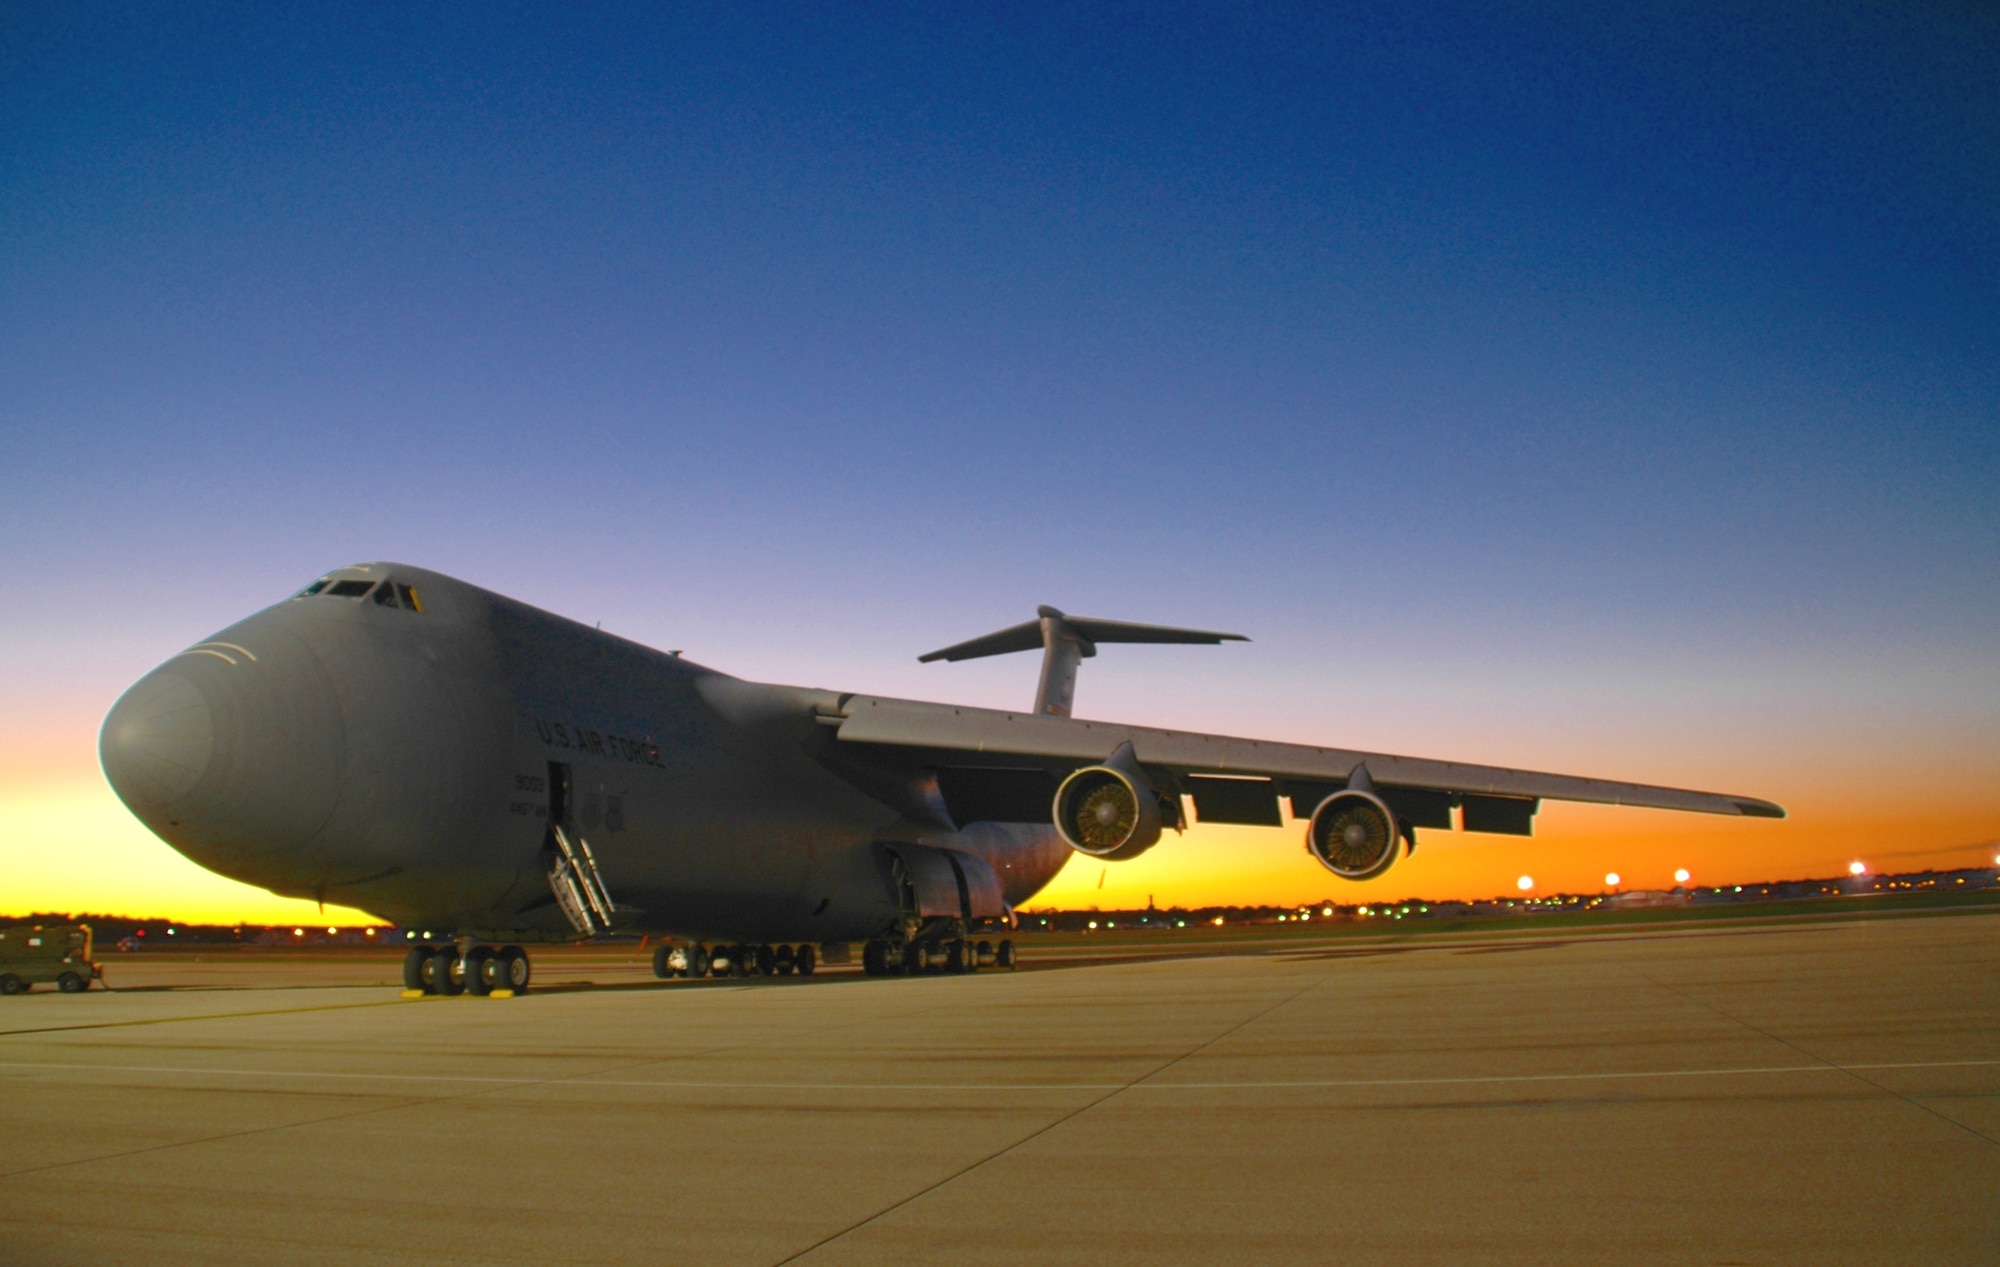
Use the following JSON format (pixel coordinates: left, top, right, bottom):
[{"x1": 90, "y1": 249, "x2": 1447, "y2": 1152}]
[{"x1": 822, "y1": 694, "x2": 1784, "y2": 832}]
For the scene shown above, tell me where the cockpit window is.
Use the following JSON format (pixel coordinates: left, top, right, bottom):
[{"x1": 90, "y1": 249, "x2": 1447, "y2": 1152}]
[
  {"x1": 396, "y1": 584, "x2": 423, "y2": 612},
  {"x1": 296, "y1": 579, "x2": 330, "y2": 597},
  {"x1": 327, "y1": 580, "x2": 375, "y2": 598},
  {"x1": 372, "y1": 582, "x2": 400, "y2": 608}
]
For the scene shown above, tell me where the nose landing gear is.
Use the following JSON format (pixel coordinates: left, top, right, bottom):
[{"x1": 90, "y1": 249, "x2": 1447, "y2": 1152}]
[{"x1": 402, "y1": 943, "x2": 531, "y2": 997}]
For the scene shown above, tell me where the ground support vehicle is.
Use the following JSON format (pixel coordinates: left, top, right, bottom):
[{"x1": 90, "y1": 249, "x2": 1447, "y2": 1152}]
[{"x1": 0, "y1": 924, "x2": 103, "y2": 994}]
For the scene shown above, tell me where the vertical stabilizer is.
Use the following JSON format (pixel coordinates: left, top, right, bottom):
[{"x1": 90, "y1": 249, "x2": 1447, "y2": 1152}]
[{"x1": 918, "y1": 608, "x2": 1247, "y2": 718}]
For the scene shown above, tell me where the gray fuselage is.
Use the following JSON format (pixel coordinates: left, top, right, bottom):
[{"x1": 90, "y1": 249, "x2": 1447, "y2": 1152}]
[{"x1": 99, "y1": 564, "x2": 1071, "y2": 941}]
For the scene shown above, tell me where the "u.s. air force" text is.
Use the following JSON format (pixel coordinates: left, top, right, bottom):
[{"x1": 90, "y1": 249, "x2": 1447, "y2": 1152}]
[{"x1": 534, "y1": 717, "x2": 663, "y2": 767}]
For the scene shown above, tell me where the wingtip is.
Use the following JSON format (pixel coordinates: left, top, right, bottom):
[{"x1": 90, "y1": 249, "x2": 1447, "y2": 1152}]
[{"x1": 1733, "y1": 799, "x2": 1787, "y2": 819}]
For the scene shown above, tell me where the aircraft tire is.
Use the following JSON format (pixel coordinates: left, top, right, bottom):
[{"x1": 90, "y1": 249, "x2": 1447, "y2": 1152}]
[
  {"x1": 730, "y1": 946, "x2": 752, "y2": 978},
  {"x1": 997, "y1": 939, "x2": 1017, "y2": 970},
  {"x1": 417, "y1": 947, "x2": 445, "y2": 993},
  {"x1": 478, "y1": 948, "x2": 515, "y2": 993},
  {"x1": 794, "y1": 944, "x2": 816, "y2": 976},
  {"x1": 689, "y1": 945, "x2": 710, "y2": 977},
  {"x1": 0, "y1": 974, "x2": 24, "y2": 996},
  {"x1": 401, "y1": 946, "x2": 429, "y2": 991},
  {"x1": 500, "y1": 946, "x2": 531, "y2": 992},
  {"x1": 755, "y1": 944, "x2": 776, "y2": 976},
  {"x1": 431, "y1": 949, "x2": 463, "y2": 996},
  {"x1": 463, "y1": 947, "x2": 494, "y2": 996},
  {"x1": 862, "y1": 940, "x2": 884, "y2": 976},
  {"x1": 902, "y1": 941, "x2": 925, "y2": 975},
  {"x1": 944, "y1": 940, "x2": 967, "y2": 974},
  {"x1": 651, "y1": 944, "x2": 674, "y2": 979}
]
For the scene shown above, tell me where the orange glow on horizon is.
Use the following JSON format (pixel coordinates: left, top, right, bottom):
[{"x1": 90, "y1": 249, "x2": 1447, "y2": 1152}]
[{"x1": 4, "y1": 714, "x2": 1996, "y2": 924}]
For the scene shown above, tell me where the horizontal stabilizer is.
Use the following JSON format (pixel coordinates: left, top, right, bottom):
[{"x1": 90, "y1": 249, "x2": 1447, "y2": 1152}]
[
  {"x1": 919, "y1": 606, "x2": 1249, "y2": 717},
  {"x1": 919, "y1": 606, "x2": 1247, "y2": 663}
]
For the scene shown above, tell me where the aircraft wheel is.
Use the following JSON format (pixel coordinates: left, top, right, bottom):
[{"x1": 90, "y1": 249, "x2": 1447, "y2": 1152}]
[
  {"x1": 652, "y1": 943, "x2": 675, "y2": 980},
  {"x1": 707, "y1": 946, "x2": 731, "y2": 977},
  {"x1": 730, "y1": 946, "x2": 752, "y2": 978},
  {"x1": 754, "y1": 944, "x2": 776, "y2": 976},
  {"x1": 862, "y1": 940, "x2": 886, "y2": 976},
  {"x1": 432, "y1": 949, "x2": 463, "y2": 996},
  {"x1": 794, "y1": 944, "x2": 816, "y2": 977},
  {"x1": 463, "y1": 946, "x2": 495, "y2": 996},
  {"x1": 901, "y1": 941, "x2": 924, "y2": 975},
  {"x1": 416, "y1": 946, "x2": 442, "y2": 993},
  {"x1": 997, "y1": 939, "x2": 1017, "y2": 970},
  {"x1": 401, "y1": 946, "x2": 429, "y2": 990},
  {"x1": 57, "y1": 971, "x2": 87, "y2": 993},
  {"x1": 944, "y1": 940, "x2": 967, "y2": 974},
  {"x1": 0, "y1": 974, "x2": 25, "y2": 996},
  {"x1": 689, "y1": 945, "x2": 710, "y2": 977},
  {"x1": 478, "y1": 948, "x2": 515, "y2": 993},
  {"x1": 500, "y1": 946, "x2": 531, "y2": 992},
  {"x1": 773, "y1": 945, "x2": 795, "y2": 976}
]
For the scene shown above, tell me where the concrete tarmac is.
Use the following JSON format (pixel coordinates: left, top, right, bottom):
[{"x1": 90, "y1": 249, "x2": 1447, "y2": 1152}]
[{"x1": 2, "y1": 913, "x2": 1996, "y2": 1266}]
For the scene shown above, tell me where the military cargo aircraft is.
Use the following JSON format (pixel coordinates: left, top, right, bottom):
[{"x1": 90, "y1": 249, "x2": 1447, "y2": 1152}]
[{"x1": 99, "y1": 563, "x2": 1783, "y2": 994}]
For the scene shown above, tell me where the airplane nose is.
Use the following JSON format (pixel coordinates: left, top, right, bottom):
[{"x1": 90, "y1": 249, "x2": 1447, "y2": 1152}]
[
  {"x1": 100, "y1": 625, "x2": 346, "y2": 883},
  {"x1": 100, "y1": 672, "x2": 215, "y2": 806}
]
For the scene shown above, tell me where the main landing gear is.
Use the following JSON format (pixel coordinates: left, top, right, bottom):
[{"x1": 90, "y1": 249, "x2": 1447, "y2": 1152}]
[
  {"x1": 651, "y1": 943, "x2": 818, "y2": 981},
  {"x1": 403, "y1": 943, "x2": 531, "y2": 996},
  {"x1": 862, "y1": 937, "x2": 1015, "y2": 977}
]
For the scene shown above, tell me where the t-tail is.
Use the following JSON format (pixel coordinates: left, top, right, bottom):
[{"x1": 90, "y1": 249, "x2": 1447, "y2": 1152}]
[{"x1": 918, "y1": 606, "x2": 1248, "y2": 716}]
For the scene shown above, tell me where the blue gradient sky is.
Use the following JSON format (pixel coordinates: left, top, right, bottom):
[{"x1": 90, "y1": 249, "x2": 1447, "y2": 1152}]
[{"x1": 4, "y1": 5, "x2": 1996, "y2": 918}]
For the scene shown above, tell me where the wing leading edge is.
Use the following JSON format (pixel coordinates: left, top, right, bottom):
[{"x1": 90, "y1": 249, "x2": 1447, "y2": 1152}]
[{"x1": 827, "y1": 694, "x2": 1785, "y2": 828}]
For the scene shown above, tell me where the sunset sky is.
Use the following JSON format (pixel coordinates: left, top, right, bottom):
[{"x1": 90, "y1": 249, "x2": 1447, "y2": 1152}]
[{"x1": 4, "y1": 5, "x2": 1996, "y2": 925}]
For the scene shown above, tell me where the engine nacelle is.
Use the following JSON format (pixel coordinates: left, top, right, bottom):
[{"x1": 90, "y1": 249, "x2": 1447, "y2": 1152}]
[
  {"x1": 1053, "y1": 743, "x2": 1164, "y2": 861},
  {"x1": 1305, "y1": 790, "x2": 1402, "y2": 881}
]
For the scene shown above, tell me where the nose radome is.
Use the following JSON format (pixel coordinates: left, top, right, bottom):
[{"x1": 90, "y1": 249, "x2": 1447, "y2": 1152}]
[
  {"x1": 101, "y1": 672, "x2": 215, "y2": 806},
  {"x1": 100, "y1": 622, "x2": 347, "y2": 884}
]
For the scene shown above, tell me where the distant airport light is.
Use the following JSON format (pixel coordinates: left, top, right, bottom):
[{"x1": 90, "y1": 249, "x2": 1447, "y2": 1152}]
[
  {"x1": 1322, "y1": 906, "x2": 1333, "y2": 917},
  {"x1": 1848, "y1": 861, "x2": 1867, "y2": 876},
  {"x1": 1212, "y1": 916, "x2": 1224, "y2": 925},
  {"x1": 326, "y1": 926, "x2": 336, "y2": 934},
  {"x1": 293, "y1": 928, "x2": 303, "y2": 936},
  {"x1": 1605, "y1": 872, "x2": 1620, "y2": 887},
  {"x1": 1087, "y1": 920, "x2": 1097, "y2": 930},
  {"x1": 1674, "y1": 868, "x2": 1691, "y2": 884},
  {"x1": 405, "y1": 931, "x2": 416, "y2": 940},
  {"x1": 1516, "y1": 876, "x2": 1534, "y2": 891}
]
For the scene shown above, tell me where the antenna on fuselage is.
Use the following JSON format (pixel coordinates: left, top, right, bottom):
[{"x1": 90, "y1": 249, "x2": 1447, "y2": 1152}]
[{"x1": 917, "y1": 605, "x2": 1248, "y2": 718}]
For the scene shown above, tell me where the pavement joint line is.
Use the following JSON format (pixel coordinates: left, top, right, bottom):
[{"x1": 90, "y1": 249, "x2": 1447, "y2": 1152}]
[
  {"x1": 0, "y1": 996, "x2": 411, "y2": 1039},
  {"x1": 0, "y1": 1057, "x2": 1995, "y2": 1092},
  {"x1": 767, "y1": 973, "x2": 1337, "y2": 1267},
  {"x1": 1622, "y1": 964, "x2": 2000, "y2": 1150}
]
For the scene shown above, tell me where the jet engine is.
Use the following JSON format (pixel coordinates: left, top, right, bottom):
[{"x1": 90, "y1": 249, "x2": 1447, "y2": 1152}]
[
  {"x1": 1305, "y1": 790, "x2": 1402, "y2": 881},
  {"x1": 1053, "y1": 743, "x2": 1165, "y2": 861}
]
